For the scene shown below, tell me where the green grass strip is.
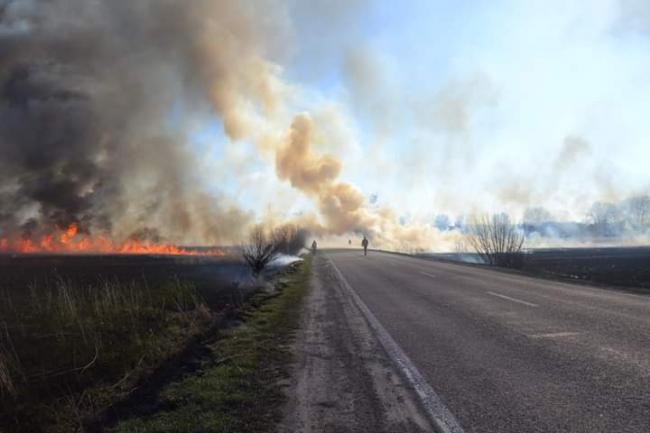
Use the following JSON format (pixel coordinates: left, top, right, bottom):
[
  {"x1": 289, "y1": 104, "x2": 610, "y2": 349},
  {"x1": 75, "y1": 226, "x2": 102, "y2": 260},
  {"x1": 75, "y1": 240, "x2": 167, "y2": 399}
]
[{"x1": 112, "y1": 256, "x2": 312, "y2": 433}]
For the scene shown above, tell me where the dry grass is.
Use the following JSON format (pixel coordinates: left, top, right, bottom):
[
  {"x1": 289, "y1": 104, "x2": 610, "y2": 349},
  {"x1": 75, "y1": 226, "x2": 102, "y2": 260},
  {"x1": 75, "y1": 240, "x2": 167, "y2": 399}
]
[
  {"x1": 112, "y1": 257, "x2": 312, "y2": 433},
  {"x1": 0, "y1": 276, "x2": 212, "y2": 433}
]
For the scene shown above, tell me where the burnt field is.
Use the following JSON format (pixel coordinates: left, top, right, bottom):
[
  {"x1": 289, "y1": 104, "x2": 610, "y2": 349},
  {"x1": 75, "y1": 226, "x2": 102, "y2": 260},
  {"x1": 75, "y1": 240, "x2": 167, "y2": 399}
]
[
  {"x1": 522, "y1": 246, "x2": 650, "y2": 291},
  {"x1": 0, "y1": 252, "x2": 264, "y2": 433},
  {"x1": 0, "y1": 252, "x2": 253, "y2": 308},
  {"x1": 424, "y1": 246, "x2": 650, "y2": 291}
]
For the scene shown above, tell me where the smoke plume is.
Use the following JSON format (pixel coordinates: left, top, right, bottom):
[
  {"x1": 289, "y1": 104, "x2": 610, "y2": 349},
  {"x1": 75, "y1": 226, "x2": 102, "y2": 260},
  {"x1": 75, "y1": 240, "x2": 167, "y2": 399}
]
[
  {"x1": 273, "y1": 113, "x2": 460, "y2": 250},
  {"x1": 0, "y1": 0, "x2": 458, "y2": 251},
  {"x1": 0, "y1": 0, "x2": 297, "y2": 244}
]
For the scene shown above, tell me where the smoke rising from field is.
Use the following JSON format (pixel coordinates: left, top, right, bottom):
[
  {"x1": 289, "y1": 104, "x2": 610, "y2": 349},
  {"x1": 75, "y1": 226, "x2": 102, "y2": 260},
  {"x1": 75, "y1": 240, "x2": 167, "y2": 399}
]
[
  {"x1": 0, "y1": 0, "x2": 292, "y2": 244},
  {"x1": 0, "y1": 0, "x2": 460, "y2": 250},
  {"x1": 2, "y1": 0, "x2": 649, "y2": 252},
  {"x1": 273, "y1": 113, "x2": 461, "y2": 250},
  {"x1": 338, "y1": 2, "x2": 650, "y2": 234}
]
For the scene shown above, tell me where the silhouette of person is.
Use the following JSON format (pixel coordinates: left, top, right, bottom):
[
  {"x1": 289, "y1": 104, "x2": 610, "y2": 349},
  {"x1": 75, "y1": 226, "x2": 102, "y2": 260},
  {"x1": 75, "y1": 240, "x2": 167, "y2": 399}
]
[
  {"x1": 361, "y1": 236, "x2": 369, "y2": 256},
  {"x1": 311, "y1": 240, "x2": 317, "y2": 254},
  {"x1": 348, "y1": 239, "x2": 351, "y2": 246}
]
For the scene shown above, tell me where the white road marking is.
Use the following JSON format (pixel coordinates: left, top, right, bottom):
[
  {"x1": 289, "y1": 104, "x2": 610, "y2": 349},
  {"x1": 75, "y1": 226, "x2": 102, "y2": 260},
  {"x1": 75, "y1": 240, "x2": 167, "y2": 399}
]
[
  {"x1": 529, "y1": 332, "x2": 580, "y2": 339},
  {"x1": 487, "y1": 291, "x2": 539, "y2": 307},
  {"x1": 328, "y1": 256, "x2": 466, "y2": 433},
  {"x1": 420, "y1": 271, "x2": 438, "y2": 278}
]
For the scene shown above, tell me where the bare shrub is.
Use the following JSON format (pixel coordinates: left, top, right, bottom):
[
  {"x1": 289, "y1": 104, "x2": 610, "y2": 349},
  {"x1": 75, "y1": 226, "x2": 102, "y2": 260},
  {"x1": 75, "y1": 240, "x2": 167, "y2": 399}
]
[
  {"x1": 242, "y1": 225, "x2": 307, "y2": 276},
  {"x1": 242, "y1": 226, "x2": 281, "y2": 277},
  {"x1": 274, "y1": 224, "x2": 307, "y2": 255},
  {"x1": 468, "y1": 213, "x2": 525, "y2": 268}
]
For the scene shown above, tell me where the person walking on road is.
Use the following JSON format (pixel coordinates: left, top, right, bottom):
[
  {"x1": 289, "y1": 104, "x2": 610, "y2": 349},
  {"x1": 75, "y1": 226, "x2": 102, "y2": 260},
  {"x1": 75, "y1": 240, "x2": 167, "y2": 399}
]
[
  {"x1": 361, "y1": 236, "x2": 369, "y2": 256},
  {"x1": 311, "y1": 240, "x2": 318, "y2": 254}
]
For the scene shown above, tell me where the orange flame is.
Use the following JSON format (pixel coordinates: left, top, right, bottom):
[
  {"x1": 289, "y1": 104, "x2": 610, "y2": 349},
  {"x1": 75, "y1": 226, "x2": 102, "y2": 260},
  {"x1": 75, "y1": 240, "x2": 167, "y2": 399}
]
[{"x1": 0, "y1": 224, "x2": 224, "y2": 256}]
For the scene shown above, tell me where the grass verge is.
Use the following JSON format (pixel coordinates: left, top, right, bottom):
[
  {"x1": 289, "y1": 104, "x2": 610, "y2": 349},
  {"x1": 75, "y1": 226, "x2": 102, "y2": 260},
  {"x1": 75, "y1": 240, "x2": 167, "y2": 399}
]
[
  {"x1": 110, "y1": 256, "x2": 312, "y2": 433},
  {"x1": 0, "y1": 276, "x2": 212, "y2": 433}
]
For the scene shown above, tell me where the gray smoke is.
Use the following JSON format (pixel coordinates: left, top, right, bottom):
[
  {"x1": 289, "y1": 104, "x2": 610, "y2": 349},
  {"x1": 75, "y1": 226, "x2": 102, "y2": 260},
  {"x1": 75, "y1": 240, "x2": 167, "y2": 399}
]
[{"x1": 0, "y1": 0, "x2": 294, "y2": 244}]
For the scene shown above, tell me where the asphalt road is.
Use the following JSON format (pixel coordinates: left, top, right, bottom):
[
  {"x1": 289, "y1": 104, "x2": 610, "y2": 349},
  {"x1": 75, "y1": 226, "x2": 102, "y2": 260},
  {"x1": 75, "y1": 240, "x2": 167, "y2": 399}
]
[{"x1": 327, "y1": 250, "x2": 650, "y2": 433}]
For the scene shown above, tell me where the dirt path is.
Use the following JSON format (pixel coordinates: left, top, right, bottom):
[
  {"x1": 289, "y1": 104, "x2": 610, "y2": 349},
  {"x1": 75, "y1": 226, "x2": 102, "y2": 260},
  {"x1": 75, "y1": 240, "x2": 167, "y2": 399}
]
[{"x1": 278, "y1": 255, "x2": 433, "y2": 433}]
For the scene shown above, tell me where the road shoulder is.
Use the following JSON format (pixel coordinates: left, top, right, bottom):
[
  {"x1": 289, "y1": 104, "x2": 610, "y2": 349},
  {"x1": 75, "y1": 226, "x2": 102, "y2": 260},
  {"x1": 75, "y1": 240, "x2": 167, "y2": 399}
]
[
  {"x1": 278, "y1": 254, "x2": 433, "y2": 433},
  {"x1": 105, "y1": 259, "x2": 311, "y2": 433}
]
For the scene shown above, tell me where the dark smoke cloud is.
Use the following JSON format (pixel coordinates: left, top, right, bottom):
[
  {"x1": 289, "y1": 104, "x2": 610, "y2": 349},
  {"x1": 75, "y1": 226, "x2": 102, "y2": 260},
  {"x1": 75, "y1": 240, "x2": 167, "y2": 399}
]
[
  {"x1": 0, "y1": 0, "x2": 295, "y2": 244},
  {"x1": 0, "y1": 0, "x2": 532, "y2": 252}
]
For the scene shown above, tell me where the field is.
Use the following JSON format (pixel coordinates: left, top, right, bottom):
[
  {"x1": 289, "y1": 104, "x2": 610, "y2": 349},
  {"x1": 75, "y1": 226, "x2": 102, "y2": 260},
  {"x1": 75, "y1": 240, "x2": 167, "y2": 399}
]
[
  {"x1": 522, "y1": 246, "x2": 650, "y2": 290},
  {"x1": 423, "y1": 246, "x2": 650, "y2": 291},
  {"x1": 0, "y1": 253, "x2": 251, "y2": 307},
  {"x1": 0, "y1": 253, "x2": 255, "y2": 433}
]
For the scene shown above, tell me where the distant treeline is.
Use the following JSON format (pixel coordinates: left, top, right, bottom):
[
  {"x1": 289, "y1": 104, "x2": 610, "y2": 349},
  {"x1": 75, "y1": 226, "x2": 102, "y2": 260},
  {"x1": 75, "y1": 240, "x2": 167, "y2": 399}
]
[
  {"x1": 523, "y1": 195, "x2": 650, "y2": 239},
  {"x1": 433, "y1": 195, "x2": 650, "y2": 241}
]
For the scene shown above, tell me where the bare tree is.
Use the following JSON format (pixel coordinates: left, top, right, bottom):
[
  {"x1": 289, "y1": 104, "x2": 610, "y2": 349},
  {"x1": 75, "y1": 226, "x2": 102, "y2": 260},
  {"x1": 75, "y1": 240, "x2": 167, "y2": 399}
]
[
  {"x1": 468, "y1": 213, "x2": 525, "y2": 268},
  {"x1": 242, "y1": 225, "x2": 306, "y2": 276},
  {"x1": 273, "y1": 224, "x2": 307, "y2": 255},
  {"x1": 242, "y1": 226, "x2": 281, "y2": 277}
]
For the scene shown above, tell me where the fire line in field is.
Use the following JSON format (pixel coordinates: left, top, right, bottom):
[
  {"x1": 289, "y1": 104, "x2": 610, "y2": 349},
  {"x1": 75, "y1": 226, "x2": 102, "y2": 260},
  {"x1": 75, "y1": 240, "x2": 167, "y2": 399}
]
[{"x1": 0, "y1": 224, "x2": 224, "y2": 256}]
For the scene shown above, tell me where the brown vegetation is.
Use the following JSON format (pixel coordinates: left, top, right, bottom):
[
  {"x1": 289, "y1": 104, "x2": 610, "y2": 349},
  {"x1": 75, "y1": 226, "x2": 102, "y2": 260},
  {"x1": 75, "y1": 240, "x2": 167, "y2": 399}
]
[
  {"x1": 0, "y1": 277, "x2": 211, "y2": 433},
  {"x1": 468, "y1": 213, "x2": 525, "y2": 268},
  {"x1": 242, "y1": 225, "x2": 306, "y2": 276}
]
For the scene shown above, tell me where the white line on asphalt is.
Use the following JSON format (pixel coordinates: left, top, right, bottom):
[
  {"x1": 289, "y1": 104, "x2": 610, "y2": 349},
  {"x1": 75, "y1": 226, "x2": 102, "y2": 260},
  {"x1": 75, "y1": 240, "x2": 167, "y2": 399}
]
[
  {"x1": 420, "y1": 271, "x2": 438, "y2": 279},
  {"x1": 487, "y1": 291, "x2": 539, "y2": 307},
  {"x1": 328, "y1": 256, "x2": 465, "y2": 433},
  {"x1": 529, "y1": 332, "x2": 580, "y2": 339}
]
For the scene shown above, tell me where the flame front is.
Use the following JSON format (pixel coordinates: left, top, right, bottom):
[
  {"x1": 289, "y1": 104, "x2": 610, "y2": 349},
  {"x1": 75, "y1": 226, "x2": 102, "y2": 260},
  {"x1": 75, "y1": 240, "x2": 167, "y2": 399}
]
[{"x1": 0, "y1": 224, "x2": 224, "y2": 256}]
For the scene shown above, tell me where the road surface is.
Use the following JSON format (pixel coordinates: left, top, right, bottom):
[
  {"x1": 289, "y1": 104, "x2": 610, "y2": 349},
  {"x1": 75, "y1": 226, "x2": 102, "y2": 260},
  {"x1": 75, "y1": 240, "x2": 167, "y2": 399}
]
[
  {"x1": 280, "y1": 253, "x2": 434, "y2": 432},
  {"x1": 326, "y1": 250, "x2": 650, "y2": 433}
]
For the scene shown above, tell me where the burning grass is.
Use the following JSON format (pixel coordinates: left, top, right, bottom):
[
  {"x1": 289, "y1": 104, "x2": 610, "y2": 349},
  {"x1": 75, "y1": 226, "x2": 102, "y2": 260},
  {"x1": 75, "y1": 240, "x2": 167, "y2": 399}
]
[
  {"x1": 0, "y1": 224, "x2": 226, "y2": 256},
  {"x1": 0, "y1": 275, "x2": 213, "y2": 433}
]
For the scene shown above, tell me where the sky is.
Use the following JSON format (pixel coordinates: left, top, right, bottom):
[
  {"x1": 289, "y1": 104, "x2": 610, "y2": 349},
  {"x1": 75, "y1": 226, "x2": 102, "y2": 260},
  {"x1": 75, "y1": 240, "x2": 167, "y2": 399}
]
[{"x1": 194, "y1": 0, "x2": 650, "y2": 230}]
